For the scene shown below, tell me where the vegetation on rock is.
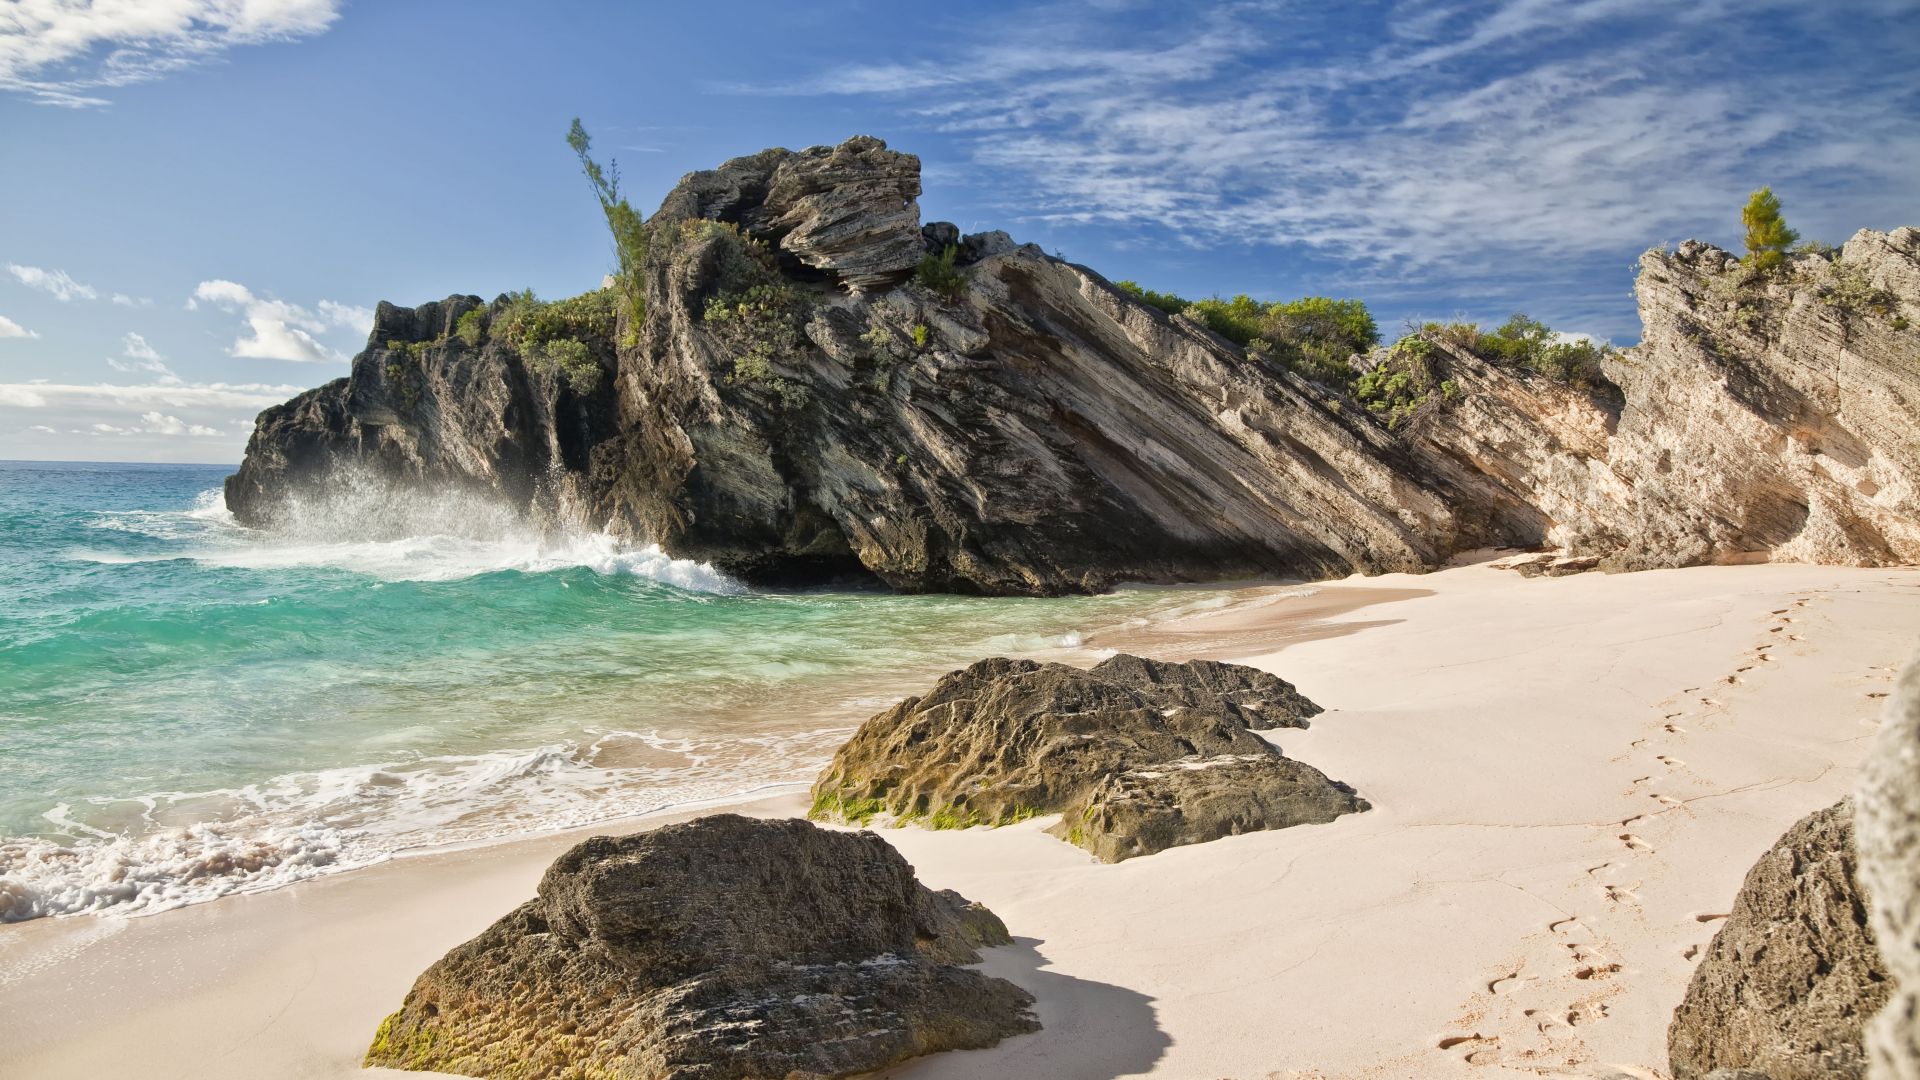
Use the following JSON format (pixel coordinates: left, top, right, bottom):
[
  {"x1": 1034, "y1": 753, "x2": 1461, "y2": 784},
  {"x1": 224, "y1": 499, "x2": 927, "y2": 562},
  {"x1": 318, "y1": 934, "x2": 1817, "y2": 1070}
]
[
  {"x1": 566, "y1": 118, "x2": 650, "y2": 328},
  {"x1": 914, "y1": 243, "x2": 966, "y2": 301},
  {"x1": 1742, "y1": 186, "x2": 1799, "y2": 272}
]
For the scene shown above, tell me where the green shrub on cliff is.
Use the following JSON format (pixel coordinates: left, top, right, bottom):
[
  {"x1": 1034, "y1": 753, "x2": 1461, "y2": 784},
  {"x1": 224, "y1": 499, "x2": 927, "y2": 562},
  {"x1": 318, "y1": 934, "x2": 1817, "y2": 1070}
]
[
  {"x1": 914, "y1": 244, "x2": 966, "y2": 301},
  {"x1": 530, "y1": 337, "x2": 601, "y2": 393},
  {"x1": 1427, "y1": 314, "x2": 1611, "y2": 392},
  {"x1": 1742, "y1": 187, "x2": 1799, "y2": 272},
  {"x1": 455, "y1": 307, "x2": 486, "y2": 347},
  {"x1": 1114, "y1": 280, "x2": 1190, "y2": 314},
  {"x1": 1353, "y1": 336, "x2": 1438, "y2": 428},
  {"x1": 567, "y1": 119, "x2": 650, "y2": 327}
]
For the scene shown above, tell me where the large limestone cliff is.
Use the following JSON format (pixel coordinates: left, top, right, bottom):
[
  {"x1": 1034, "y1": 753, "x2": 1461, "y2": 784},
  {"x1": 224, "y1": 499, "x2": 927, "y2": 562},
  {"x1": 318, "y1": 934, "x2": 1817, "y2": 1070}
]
[{"x1": 226, "y1": 136, "x2": 1920, "y2": 594}]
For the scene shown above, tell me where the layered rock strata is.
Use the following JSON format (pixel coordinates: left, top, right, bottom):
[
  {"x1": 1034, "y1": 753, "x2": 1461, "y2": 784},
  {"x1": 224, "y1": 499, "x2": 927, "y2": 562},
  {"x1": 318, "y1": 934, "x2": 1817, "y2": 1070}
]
[
  {"x1": 364, "y1": 815, "x2": 1036, "y2": 1080},
  {"x1": 807, "y1": 654, "x2": 1365, "y2": 861},
  {"x1": 227, "y1": 136, "x2": 1920, "y2": 594}
]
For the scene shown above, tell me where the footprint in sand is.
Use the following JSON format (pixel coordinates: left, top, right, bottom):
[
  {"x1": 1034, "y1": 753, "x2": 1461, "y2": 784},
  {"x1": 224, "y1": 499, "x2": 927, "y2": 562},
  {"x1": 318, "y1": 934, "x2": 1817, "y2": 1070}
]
[
  {"x1": 1651, "y1": 793, "x2": 1684, "y2": 808},
  {"x1": 1682, "y1": 944, "x2": 1700, "y2": 960},
  {"x1": 1629, "y1": 737, "x2": 1649, "y2": 750},
  {"x1": 1664, "y1": 722, "x2": 1688, "y2": 734},
  {"x1": 1585, "y1": 862, "x2": 1616, "y2": 878},
  {"x1": 1868, "y1": 691, "x2": 1890, "y2": 700},
  {"x1": 1566, "y1": 1002, "x2": 1610, "y2": 1026},
  {"x1": 1487, "y1": 970, "x2": 1531, "y2": 995},
  {"x1": 1603, "y1": 884, "x2": 1639, "y2": 906},
  {"x1": 1549, "y1": 916, "x2": 1585, "y2": 935},
  {"x1": 1524, "y1": 1008, "x2": 1566, "y2": 1034},
  {"x1": 1699, "y1": 696, "x2": 1723, "y2": 708},
  {"x1": 1574, "y1": 962, "x2": 1624, "y2": 980},
  {"x1": 1657, "y1": 755, "x2": 1686, "y2": 769},
  {"x1": 1618, "y1": 833, "x2": 1655, "y2": 852},
  {"x1": 1437, "y1": 1032, "x2": 1502, "y2": 1063},
  {"x1": 1694, "y1": 912, "x2": 1730, "y2": 923}
]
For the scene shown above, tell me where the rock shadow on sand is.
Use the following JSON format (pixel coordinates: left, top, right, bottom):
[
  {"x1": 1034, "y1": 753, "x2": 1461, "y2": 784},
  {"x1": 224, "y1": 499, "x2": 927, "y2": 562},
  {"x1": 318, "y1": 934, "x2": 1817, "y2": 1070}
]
[{"x1": 877, "y1": 936, "x2": 1169, "y2": 1080}]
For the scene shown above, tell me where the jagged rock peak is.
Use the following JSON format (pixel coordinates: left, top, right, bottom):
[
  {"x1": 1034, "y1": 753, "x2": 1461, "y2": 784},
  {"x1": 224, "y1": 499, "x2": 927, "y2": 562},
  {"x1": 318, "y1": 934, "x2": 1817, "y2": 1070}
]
[{"x1": 652, "y1": 134, "x2": 925, "y2": 292}]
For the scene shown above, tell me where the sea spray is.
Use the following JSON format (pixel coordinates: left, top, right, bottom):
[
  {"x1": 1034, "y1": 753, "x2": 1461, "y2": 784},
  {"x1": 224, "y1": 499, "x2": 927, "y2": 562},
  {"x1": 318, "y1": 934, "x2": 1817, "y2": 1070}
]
[{"x1": 0, "y1": 461, "x2": 1238, "y2": 921}]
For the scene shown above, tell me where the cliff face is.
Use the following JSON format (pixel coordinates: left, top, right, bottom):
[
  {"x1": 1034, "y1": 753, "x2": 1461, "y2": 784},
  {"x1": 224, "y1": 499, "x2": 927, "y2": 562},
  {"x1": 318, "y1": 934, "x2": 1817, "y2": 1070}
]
[{"x1": 226, "y1": 137, "x2": 1920, "y2": 594}]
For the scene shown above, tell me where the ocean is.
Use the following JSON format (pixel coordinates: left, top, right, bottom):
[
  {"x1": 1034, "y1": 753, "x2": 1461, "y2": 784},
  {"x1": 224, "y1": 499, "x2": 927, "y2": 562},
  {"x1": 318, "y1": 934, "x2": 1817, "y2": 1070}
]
[{"x1": 0, "y1": 459, "x2": 1229, "y2": 922}]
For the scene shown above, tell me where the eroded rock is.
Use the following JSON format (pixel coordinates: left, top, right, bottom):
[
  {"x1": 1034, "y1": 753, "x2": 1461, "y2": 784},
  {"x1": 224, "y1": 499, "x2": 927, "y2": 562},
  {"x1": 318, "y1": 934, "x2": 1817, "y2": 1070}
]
[
  {"x1": 364, "y1": 815, "x2": 1036, "y2": 1080},
  {"x1": 1667, "y1": 800, "x2": 1893, "y2": 1080},
  {"x1": 1857, "y1": 649, "x2": 1920, "y2": 1080},
  {"x1": 226, "y1": 136, "x2": 1920, "y2": 595},
  {"x1": 808, "y1": 654, "x2": 1364, "y2": 861}
]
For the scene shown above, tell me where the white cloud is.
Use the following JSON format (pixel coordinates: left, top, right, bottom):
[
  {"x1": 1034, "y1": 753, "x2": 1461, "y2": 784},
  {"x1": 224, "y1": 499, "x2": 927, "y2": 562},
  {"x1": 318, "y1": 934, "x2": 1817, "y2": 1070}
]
[
  {"x1": 132, "y1": 411, "x2": 220, "y2": 436},
  {"x1": 0, "y1": 0, "x2": 344, "y2": 108},
  {"x1": 111, "y1": 293, "x2": 153, "y2": 307},
  {"x1": 27, "y1": 424, "x2": 56, "y2": 434},
  {"x1": 7, "y1": 263, "x2": 96, "y2": 301},
  {"x1": 0, "y1": 380, "x2": 303, "y2": 411},
  {"x1": 753, "y1": 0, "x2": 1920, "y2": 335},
  {"x1": 108, "y1": 331, "x2": 180, "y2": 380},
  {"x1": 0, "y1": 386, "x2": 49, "y2": 407},
  {"x1": 189, "y1": 279, "x2": 356, "y2": 363},
  {"x1": 317, "y1": 299, "x2": 373, "y2": 333},
  {"x1": 120, "y1": 332, "x2": 162, "y2": 362},
  {"x1": 0, "y1": 314, "x2": 35, "y2": 338}
]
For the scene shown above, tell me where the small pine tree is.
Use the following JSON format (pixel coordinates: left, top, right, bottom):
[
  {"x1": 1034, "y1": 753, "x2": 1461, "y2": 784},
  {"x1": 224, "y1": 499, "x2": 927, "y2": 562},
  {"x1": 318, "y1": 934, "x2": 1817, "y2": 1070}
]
[{"x1": 1741, "y1": 187, "x2": 1799, "y2": 272}]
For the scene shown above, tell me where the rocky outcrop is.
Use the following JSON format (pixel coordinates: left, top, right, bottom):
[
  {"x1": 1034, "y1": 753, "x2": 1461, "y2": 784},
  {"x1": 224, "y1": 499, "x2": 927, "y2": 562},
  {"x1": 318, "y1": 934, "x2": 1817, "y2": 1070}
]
[
  {"x1": 226, "y1": 136, "x2": 1920, "y2": 595},
  {"x1": 1858, "y1": 649, "x2": 1920, "y2": 1080},
  {"x1": 808, "y1": 655, "x2": 1365, "y2": 861},
  {"x1": 1667, "y1": 800, "x2": 1893, "y2": 1079},
  {"x1": 364, "y1": 815, "x2": 1035, "y2": 1080},
  {"x1": 224, "y1": 295, "x2": 622, "y2": 535}
]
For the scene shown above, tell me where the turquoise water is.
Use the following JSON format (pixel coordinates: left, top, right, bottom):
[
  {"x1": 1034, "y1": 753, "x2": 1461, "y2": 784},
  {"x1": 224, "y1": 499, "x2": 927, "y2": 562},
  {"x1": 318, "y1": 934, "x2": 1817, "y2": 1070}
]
[{"x1": 0, "y1": 460, "x2": 1227, "y2": 921}]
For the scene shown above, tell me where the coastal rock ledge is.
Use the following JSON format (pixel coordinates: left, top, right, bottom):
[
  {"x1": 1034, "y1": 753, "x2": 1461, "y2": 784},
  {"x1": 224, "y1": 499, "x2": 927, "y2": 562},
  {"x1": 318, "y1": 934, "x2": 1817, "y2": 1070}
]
[
  {"x1": 809, "y1": 654, "x2": 1365, "y2": 861},
  {"x1": 364, "y1": 815, "x2": 1036, "y2": 1080},
  {"x1": 225, "y1": 134, "x2": 1920, "y2": 596}
]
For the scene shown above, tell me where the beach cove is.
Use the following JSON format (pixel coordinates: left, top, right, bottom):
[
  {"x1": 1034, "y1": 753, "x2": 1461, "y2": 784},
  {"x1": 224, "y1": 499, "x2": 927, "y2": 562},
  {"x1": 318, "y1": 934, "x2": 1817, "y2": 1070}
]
[{"x1": 5, "y1": 560, "x2": 1912, "y2": 1078}]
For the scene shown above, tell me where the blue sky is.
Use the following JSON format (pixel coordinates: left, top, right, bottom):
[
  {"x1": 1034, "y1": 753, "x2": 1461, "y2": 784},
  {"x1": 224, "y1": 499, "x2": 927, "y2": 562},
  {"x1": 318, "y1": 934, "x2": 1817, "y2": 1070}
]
[{"x1": 2, "y1": 0, "x2": 1916, "y2": 463}]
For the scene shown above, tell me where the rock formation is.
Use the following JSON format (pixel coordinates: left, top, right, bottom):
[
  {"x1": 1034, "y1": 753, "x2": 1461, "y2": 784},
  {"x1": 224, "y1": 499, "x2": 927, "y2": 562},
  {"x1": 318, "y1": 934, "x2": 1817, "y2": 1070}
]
[
  {"x1": 808, "y1": 655, "x2": 1365, "y2": 861},
  {"x1": 364, "y1": 815, "x2": 1035, "y2": 1080},
  {"x1": 1858, "y1": 649, "x2": 1920, "y2": 1080},
  {"x1": 226, "y1": 136, "x2": 1920, "y2": 595},
  {"x1": 1666, "y1": 800, "x2": 1893, "y2": 1079}
]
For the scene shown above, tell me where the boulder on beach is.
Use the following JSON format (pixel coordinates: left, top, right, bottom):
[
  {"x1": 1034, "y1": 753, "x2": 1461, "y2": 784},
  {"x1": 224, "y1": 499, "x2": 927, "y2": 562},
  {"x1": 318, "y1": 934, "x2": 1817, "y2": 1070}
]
[
  {"x1": 1666, "y1": 799, "x2": 1893, "y2": 1080},
  {"x1": 1857, "y1": 648, "x2": 1920, "y2": 1080},
  {"x1": 808, "y1": 653, "x2": 1366, "y2": 861},
  {"x1": 364, "y1": 814, "x2": 1036, "y2": 1080}
]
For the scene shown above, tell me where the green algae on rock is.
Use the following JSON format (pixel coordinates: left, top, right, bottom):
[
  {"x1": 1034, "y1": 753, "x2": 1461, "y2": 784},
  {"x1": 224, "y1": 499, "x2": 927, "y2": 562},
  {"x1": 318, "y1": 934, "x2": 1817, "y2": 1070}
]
[{"x1": 808, "y1": 654, "x2": 1365, "y2": 861}]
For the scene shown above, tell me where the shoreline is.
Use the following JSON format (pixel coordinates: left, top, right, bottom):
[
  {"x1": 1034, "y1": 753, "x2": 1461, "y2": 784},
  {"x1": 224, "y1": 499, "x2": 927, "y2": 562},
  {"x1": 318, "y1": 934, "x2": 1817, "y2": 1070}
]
[{"x1": 3, "y1": 561, "x2": 1915, "y2": 1077}]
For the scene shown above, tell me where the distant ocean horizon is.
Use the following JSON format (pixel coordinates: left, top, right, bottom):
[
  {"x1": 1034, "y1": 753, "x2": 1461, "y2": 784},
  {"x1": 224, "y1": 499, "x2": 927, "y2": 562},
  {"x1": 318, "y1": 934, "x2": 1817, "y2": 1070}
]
[{"x1": 0, "y1": 459, "x2": 1229, "y2": 922}]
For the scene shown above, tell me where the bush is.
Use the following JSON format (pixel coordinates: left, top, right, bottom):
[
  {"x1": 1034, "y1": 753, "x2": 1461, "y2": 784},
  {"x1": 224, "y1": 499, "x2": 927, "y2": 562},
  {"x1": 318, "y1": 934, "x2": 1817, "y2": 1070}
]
[
  {"x1": 455, "y1": 307, "x2": 486, "y2": 347},
  {"x1": 567, "y1": 119, "x2": 650, "y2": 327},
  {"x1": 1742, "y1": 187, "x2": 1798, "y2": 272},
  {"x1": 1353, "y1": 338, "x2": 1437, "y2": 429},
  {"x1": 1425, "y1": 313, "x2": 1612, "y2": 392},
  {"x1": 1114, "y1": 280, "x2": 1191, "y2": 314},
  {"x1": 531, "y1": 337, "x2": 601, "y2": 393},
  {"x1": 914, "y1": 244, "x2": 966, "y2": 301}
]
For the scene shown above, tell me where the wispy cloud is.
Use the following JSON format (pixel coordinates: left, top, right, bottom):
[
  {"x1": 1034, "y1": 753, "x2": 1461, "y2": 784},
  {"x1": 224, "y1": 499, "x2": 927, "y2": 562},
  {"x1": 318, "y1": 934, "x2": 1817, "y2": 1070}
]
[
  {"x1": 188, "y1": 279, "x2": 365, "y2": 363},
  {"x1": 0, "y1": 314, "x2": 36, "y2": 339},
  {"x1": 0, "y1": 0, "x2": 344, "y2": 108},
  {"x1": 107, "y1": 332, "x2": 177, "y2": 379},
  {"x1": 744, "y1": 0, "x2": 1920, "y2": 334},
  {"x1": 7, "y1": 263, "x2": 97, "y2": 302}
]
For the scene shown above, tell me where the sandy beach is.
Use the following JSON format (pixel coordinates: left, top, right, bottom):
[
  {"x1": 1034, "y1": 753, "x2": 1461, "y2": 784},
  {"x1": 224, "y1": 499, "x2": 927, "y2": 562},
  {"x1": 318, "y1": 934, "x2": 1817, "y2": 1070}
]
[{"x1": 2, "y1": 560, "x2": 1914, "y2": 1080}]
